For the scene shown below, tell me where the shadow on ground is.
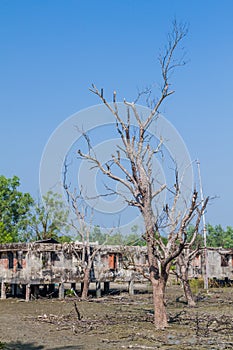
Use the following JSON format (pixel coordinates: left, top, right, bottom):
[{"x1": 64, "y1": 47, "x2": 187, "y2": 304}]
[{"x1": 2, "y1": 342, "x2": 84, "y2": 350}]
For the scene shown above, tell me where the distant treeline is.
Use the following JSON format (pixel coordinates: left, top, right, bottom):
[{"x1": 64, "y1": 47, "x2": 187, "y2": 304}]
[
  {"x1": 0, "y1": 175, "x2": 232, "y2": 248},
  {"x1": 89, "y1": 224, "x2": 233, "y2": 248}
]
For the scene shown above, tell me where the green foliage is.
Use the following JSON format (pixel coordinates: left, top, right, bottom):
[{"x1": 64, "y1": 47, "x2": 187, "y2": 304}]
[
  {"x1": 106, "y1": 232, "x2": 125, "y2": 245},
  {"x1": 206, "y1": 224, "x2": 233, "y2": 248},
  {"x1": 123, "y1": 233, "x2": 146, "y2": 246},
  {"x1": 58, "y1": 235, "x2": 72, "y2": 243},
  {"x1": 89, "y1": 226, "x2": 146, "y2": 246},
  {"x1": 65, "y1": 288, "x2": 75, "y2": 297},
  {"x1": 27, "y1": 191, "x2": 71, "y2": 242},
  {"x1": 90, "y1": 225, "x2": 107, "y2": 244},
  {"x1": 0, "y1": 175, "x2": 33, "y2": 243},
  {"x1": 179, "y1": 224, "x2": 233, "y2": 249}
]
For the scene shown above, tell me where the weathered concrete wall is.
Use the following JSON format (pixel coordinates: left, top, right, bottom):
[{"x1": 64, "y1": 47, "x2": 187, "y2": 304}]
[
  {"x1": 0, "y1": 242, "x2": 233, "y2": 299},
  {"x1": 188, "y1": 248, "x2": 233, "y2": 280},
  {"x1": 0, "y1": 243, "x2": 83, "y2": 285},
  {"x1": 207, "y1": 248, "x2": 233, "y2": 279},
  {"x1": 0, "y1": 242, "x2": 148, "y2": 287}
]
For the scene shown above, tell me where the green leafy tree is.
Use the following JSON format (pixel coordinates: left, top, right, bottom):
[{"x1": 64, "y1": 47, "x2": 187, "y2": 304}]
[
  {"x1": 122, "y1": 225, "x2": 146, "y2": 246},
  {"x1": 224, "y1": 226, "x2": 233, "y2": 248},
  {"x1": 206, "y1": 224, "x2": 224, "y2": 247},
  {"x1": 207, "y1": 224, "x2": 233, "y2": 248},
  {"x1": 106, "y1": 231, "x2": 124, "y2": 245},
  {"x1": 90, "y1": 226, "x2": 146, "y2": 246},
  {"x1": 27, "y1": 191, "x2": 70, "y2": 242},
  {"x1": 90, "y1": 225, "x2": 107, "y2": 244},
  {"x1": 123, "y1": 233, "x2": 146, "y2": 246},
  {"x1": 0, "y1": 175, "x2": 33, "y2": 243},
  {"x1": 58, "y1": 234, "x2": 73, "y2": 243}
]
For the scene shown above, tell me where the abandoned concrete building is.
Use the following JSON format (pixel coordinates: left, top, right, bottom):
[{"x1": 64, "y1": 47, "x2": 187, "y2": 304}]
[
  {"x1": 189, "y1": 247, "x2": 233, "y2": 281},
  {"x1": 0, "y1": 240, "x2": 232, "y2": 300},
  {"x1": 0, "y1": 240, "x2": 147, "y2": 300}
]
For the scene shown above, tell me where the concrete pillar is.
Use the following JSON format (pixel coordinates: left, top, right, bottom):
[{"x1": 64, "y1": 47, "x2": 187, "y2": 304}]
[
  {"x1": 96, "y1": 281, "x2": 101, "y2": 298},
  {"x1": 128, "y1": 280, "x2": 134, "y2": 296},
  {"x1": 104, "y1": 281, "x2": 110, "y2": 294},
  {"x1": 1, "y1": 281, "x2": 6, "y2": 299},
  {"x1": 25, "y1": 284, "x2": 31, "y2": 302},
  {"x1": 59, "y1": 283, "x2": 65, "y2": 299},
  {"x1": 11, "y1": 283, "x2": 17, "y2": 297}
]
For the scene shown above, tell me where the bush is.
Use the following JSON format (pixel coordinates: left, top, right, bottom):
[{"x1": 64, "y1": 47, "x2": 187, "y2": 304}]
[{"x1": 65, "y1": 289, "x2": 75, "y2": 297}]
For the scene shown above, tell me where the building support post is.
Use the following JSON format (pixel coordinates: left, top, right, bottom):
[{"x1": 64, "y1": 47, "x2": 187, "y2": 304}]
[
  {"x1": 25, "y1": 284, "x2": 31, "y2": 302},
  {"x1": 1, "y1": 281, "x2": 6, "y2": 299},
  {"x1": 96, "y1": 281, "x2": 101, "y2": 298},
  {"x1": 11, "y1": 283, "x2": 17, "y2": 297},
  {"x1": 128, "y1": 280, "x2": 134, "y2": 296},
  {"x1": 59, "y1": 283, "x2": 65, "y2": 299}
]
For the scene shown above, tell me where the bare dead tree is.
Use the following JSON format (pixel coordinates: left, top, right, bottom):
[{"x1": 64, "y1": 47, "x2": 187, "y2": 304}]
[
  {"x1": 77, "y1": 21, "x2": 208, "y2": 328},
  {"x1": 175, "y1": 247, "x2": 199, "y2": 307},
  {"x1": 63, "y1": 162, "x2": 105, "y2": 300},
  {"x1": 174, "y1": 226, "x2": 205, "y2": 307}
]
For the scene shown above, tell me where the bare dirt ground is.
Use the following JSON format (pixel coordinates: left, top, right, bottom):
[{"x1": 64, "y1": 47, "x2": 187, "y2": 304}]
[{"x1": 0, "y1": 283, "x2": 233, "y2": 350}]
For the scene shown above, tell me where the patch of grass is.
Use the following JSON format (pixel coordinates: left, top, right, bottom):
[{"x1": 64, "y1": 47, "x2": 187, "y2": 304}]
[{"x1": 189, "y1": 278, "x2": 204, "y2": 294}]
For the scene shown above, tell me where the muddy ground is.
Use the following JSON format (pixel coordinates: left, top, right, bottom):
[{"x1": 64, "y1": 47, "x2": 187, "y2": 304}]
[{"x1": 0, "y1": 283, "x2": 233, "y2": 350}]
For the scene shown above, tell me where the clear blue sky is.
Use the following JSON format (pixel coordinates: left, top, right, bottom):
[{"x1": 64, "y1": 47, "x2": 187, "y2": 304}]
[{"x1": 0, "y1": 0, "x2": 233, "y2": 228}]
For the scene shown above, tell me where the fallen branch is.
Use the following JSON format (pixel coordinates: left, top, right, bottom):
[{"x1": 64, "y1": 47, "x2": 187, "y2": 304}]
[{"x1": 74, "y1": 302, "x2": 82, "y2": 321}]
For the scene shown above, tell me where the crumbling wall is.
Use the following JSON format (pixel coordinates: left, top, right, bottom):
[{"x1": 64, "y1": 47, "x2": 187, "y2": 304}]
[
  {"x1": 0, "y1": 243, "x2": 148, "y2": 287},
  {"x1": 2, "y1": 243, "x2": 232, "y2": 293},
  {"x1": 208, "y1": 248, "x2": 233, "y2": 279},
  {"x1": 187, "y1": 248, "x2": 233, "y2": 280}
]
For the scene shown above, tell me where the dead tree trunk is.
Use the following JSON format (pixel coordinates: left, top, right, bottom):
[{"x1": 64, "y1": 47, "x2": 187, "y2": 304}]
[
  {"x1": 183, "y1": 277, "x2": 196, "y2": 307},
  {"x1": 147, "y1": 237, "x2": 170, "y2": 327},
  {"x1": 152, "y1": 278, "x2": 168, "y2": 328},
  {"x1": 81, "y1": 265, "x2": 90, "y2": 300},
  {"x1": 148, "y1": 258, "x2": 168, "y2": 327},
  {"x1": 176, "y1": 253, "x2": 196, "y2": 307},
  {"x1": 145, "y1": 221, "x2": 170, "y2": 328}
]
